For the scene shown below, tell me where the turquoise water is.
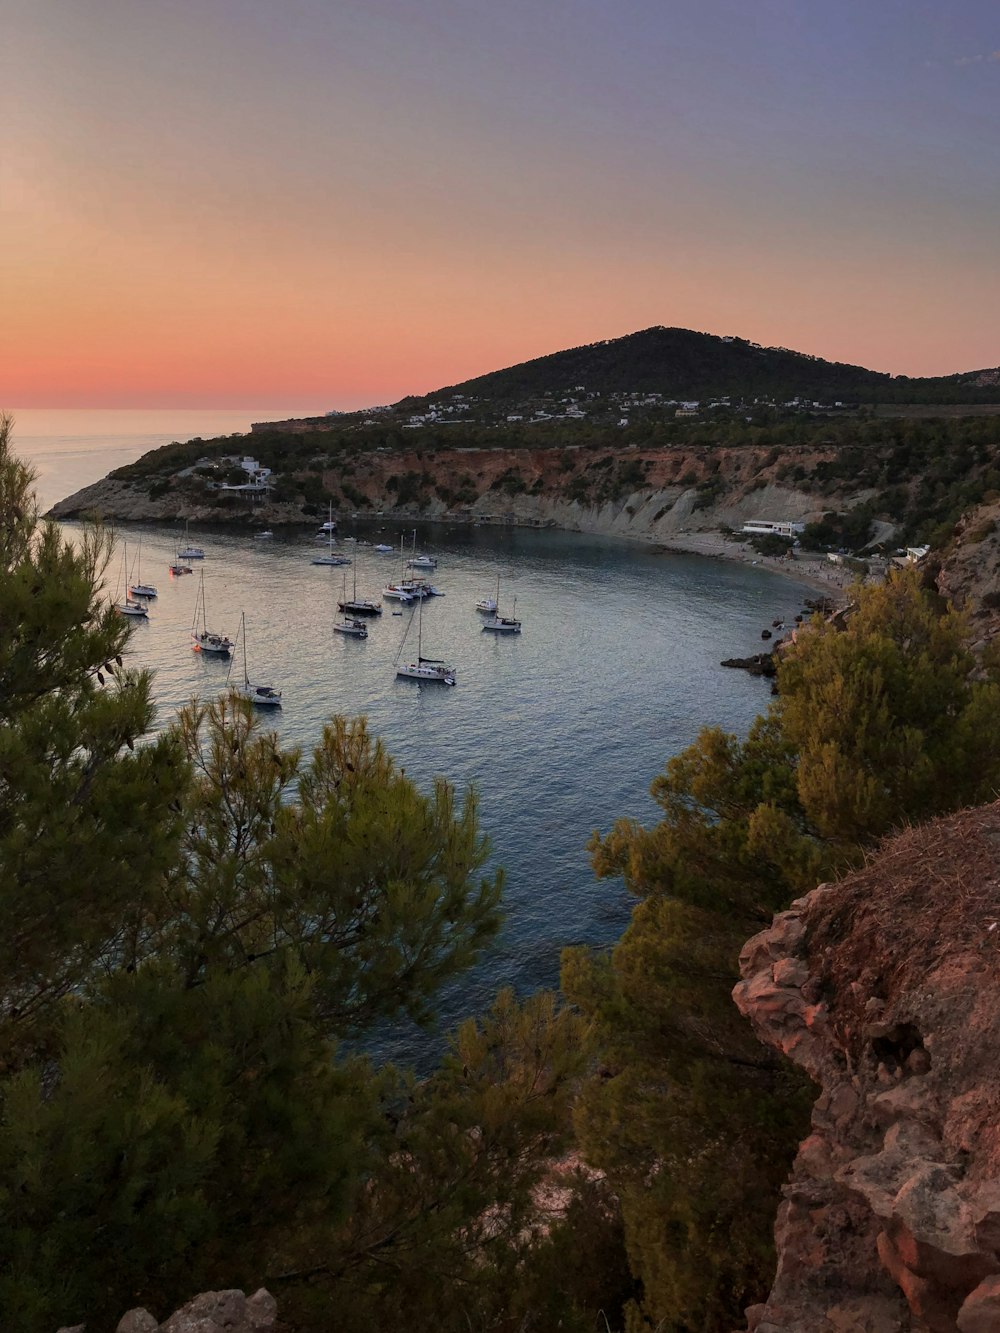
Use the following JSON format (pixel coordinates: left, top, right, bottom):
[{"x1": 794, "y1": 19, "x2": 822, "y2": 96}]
[{"x1": 16, "y1": 414, "x2": 816, "y2": 1062}]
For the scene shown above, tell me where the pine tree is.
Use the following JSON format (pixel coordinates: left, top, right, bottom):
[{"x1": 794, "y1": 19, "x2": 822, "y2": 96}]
[
  {"x1": 0, "y1": 420, "x2": 589, "y2": 1332},
  {"x1": 0, "y1": 413, "x2": 188, "y2": 1064}
]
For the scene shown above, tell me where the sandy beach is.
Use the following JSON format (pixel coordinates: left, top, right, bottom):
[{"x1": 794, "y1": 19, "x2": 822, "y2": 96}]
[{"x1": 654, "y1": 530, "x2": 863, "y2": 600}]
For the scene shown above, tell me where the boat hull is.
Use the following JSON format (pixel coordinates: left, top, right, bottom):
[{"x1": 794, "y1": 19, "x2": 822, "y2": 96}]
[
  {"x1": 192, "y1": 632, "x2": 232, "y2": 656},
  {"x1": 396, "y1": 663, "x2": 456, "y2": 685},
  {"x1": 241, "y1": 685, "x2": 281, "y2": 706}
]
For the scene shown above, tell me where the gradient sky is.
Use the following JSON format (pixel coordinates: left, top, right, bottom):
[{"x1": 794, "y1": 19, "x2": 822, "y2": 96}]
[{"x1": 2, "y1": 0, "x2": 998, "y2": 407}]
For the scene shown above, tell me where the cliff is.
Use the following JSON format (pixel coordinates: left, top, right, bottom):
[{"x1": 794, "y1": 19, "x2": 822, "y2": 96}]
[
  {"x1": 47, "y1": 442, "x2": 841, "y2": 545},
  {"x1": 934, "y1": 502, "x2": 1000, "y2": 647},
  {"x1": 733, "y1": 803, "x2": 1000, "y2": 1333}
]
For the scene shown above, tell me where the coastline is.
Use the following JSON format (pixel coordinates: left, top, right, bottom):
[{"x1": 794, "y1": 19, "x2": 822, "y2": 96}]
[
  {"x1": 651, "y1": 529, "x2": 857, "y2": 599},
  {"x1": 47, "y1": 462, "x2": 855, "y2": 604}
]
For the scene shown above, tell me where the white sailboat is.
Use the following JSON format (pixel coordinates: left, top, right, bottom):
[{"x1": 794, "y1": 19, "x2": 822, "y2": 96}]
[
  {"x1": 129, "y1": 537, "x2": 157, "y2": 598},
  {"x1": 312, "y1": 503, "x2": 351, "y2": 565},
  {"x1": 191, "y1": 569, "x2": 233, "y2": 655},
  {"x1": 383, "y1": 532, "x2": 415, "y2": 601},
  {"x1": 481, "y1": 577, "x2": 521, "y2": 633},
  {"x1": 395, "y1": 594, "x2": 456, "y2": 685},
  {"x1": 228, "y1": 612, "x2": 282, "y2": 706},
  {"x1": 177, "y1": 519, "x2": 205, "y2": 561},
  {"x1": 115, "y1": 542, "x2": 149, "y2": 618}
]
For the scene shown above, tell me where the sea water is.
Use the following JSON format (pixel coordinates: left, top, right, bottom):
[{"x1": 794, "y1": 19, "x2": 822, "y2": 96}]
[{"x1": 14, "y1": 411, "x2": 816, "y2": 1064}]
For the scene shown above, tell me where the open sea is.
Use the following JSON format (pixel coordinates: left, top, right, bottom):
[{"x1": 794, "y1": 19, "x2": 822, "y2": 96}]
[{"x1": 13, "y1": 409, "x2": 817, "y2": 1064}]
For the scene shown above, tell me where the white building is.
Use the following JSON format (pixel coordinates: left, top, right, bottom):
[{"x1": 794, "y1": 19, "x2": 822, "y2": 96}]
[
  {"x1": 219, "y1": 456, "x2": 272, "y2": 493},
  {"x1": 742, "y1": 520, "x2": 806, "y2": 539}
]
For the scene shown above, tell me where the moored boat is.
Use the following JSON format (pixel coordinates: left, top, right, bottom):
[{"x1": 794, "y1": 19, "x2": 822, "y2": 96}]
[
  {"x1": 228, "y1": 612, "x2": 281, "y2": 706},
  {"x1": 481, "y1": 577, "x2": 521, "y2": 633},
  {"x1": 191, "y1": 570, "x2": 232, "y2": 655},
  {"x1": 394, "y1": 594, "x2": 455, "y2": 686},
  {"x1": 334, "y1": 617, "x2": 368, "y2": 638}
]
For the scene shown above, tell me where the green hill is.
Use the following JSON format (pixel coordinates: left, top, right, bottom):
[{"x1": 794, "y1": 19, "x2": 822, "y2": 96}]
[{"x1": 417, "y1": 327, "x2": 1000, "y2": 406}]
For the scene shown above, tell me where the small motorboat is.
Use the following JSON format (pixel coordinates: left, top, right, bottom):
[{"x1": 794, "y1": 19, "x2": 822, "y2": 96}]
[
  {"x1": 374, "y1": 543, "x2": 394, "y2": 553},
  {"x1": 255, "y1": 530, "x2": 273, "y2": 540}
]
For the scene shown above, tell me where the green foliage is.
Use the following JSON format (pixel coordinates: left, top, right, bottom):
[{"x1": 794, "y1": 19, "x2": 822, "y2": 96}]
[
  {"x1": 0, "y1": 416, "x2": 189, "y2": 1064},
  {"x1": 779, "y1": 573, "x2": 1000, "y2": 848},
  {"x1": 748, "y1": 532, "x2": 794, "y2": 557},
  {"x1": 567, "y1": 567, "x2": 1000, "y2": 1330},
  {"x1": 1, "y1": 419, "x2": 606, "y2": 1332},
  {"x1": 800, "y1": 507, "x2": 874, "y2": 552}
]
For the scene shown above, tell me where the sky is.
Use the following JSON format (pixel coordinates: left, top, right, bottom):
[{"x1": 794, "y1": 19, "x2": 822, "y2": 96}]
[{"x1": 2, "y1": 0, "x2": 998, "y2": 408}]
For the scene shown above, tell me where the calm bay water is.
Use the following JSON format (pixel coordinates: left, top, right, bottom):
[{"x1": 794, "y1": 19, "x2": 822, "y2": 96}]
[{"x1": 16, "y1": 410, "x2": 816, "y2": 1063}]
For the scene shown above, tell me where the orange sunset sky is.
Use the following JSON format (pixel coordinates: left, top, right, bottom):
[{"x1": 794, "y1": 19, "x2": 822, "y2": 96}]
[{"x1": 3, "y1": 0, "x2": 999, "y2": 409}]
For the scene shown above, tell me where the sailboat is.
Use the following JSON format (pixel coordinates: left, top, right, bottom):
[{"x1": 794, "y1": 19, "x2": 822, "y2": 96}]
[
  {"x1": 191, "y1": 569, "x2": 233, "y2": 655},
  {"x1": 115, "y1": 542, "x2": 149, "y2": 618},
  {"x1": 338, "y1": 556, "x2": 383, "y2": 616},
  {"x1": 177, "y1": 519, "x2": 205, "y2": 561},
  {"x1": 481, "y1": 576, "x2": 521, "y2": 633},
  {"x1": 334, "y1": 615, "x2": 368, "y2": 638},
  {"x1": 312, "y1": 502, "x2": 351, "y2": 565},
  {"x1": 129, "y1": 537, "x2": 157, "y2": 598},
  {"x1": 406, "y1": 531, "x2": 437, "y2": 570},
  {"x1": 383, "y1": 532, "x2": 415, "y2": 602},
  {"x1": 395, "y1": 594, "x2": 456, "y2": 685},
  {"x1": 227, "y1": 612, "x2": 282, "y2": 706}
]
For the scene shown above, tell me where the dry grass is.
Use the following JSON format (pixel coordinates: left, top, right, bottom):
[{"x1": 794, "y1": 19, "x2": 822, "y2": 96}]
[{"x1": 805, "y1": 802, "x2": 1000, "y2": 1054}]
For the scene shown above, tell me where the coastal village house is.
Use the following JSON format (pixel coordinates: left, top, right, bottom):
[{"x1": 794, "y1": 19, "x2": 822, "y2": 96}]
[{"x1": 217, "y1": 456, "x2": 272, "y2": 495}]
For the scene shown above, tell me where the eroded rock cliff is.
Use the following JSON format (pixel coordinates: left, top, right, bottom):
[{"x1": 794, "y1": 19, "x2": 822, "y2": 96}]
[
  {"x1": 734, "y1": 803, "x2": 1000, "y2": 1333},
  {"x1": 47, "y1": 442, "x2": 837, "y2": 544}
]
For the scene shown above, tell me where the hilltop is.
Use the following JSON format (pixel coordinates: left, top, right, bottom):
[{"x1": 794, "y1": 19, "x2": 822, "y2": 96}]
[
  {"x1": 403, "y1": 326, "x2": 1000, "y2": 414},
  {"x1": 247, "y1": 328, "x2": 1000, "y2": 438}
]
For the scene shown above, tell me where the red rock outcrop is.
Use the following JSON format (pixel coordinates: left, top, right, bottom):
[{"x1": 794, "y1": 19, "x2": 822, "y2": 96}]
[{"x1": 733, "y1": 803, "x2": 1000, "y2": 1333}]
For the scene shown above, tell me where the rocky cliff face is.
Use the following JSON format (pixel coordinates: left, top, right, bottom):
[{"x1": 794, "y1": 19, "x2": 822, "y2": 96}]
[
  {"x1": 934, "y1": 503, "x2": 1000, "y2": 648},
  {"x1": 733, "y1": 803, "x2": 1000, "y2": 1333},
  {"x1": 48, "y1": 442, "x2": 839, "y2": 544}
]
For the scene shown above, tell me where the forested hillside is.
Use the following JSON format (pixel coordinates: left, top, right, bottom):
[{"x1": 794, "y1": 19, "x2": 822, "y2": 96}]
[{"x1": 420, "y1": 326, "x2": 1000, "y2": 406}]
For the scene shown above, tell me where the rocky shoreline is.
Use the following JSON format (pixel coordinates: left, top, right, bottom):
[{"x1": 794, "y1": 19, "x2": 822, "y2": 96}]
[{"x1": 48, "y1": 469, "x2": 861, "y2": 603}]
